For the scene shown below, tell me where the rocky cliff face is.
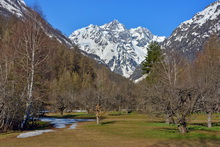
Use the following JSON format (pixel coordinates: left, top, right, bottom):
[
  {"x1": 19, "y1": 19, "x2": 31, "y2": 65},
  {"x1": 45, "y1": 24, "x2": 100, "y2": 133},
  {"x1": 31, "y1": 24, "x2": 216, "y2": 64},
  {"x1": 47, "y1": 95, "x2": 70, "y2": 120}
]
[{"x1": 69, "y1": 20, "x2": 165, "y2": 77}]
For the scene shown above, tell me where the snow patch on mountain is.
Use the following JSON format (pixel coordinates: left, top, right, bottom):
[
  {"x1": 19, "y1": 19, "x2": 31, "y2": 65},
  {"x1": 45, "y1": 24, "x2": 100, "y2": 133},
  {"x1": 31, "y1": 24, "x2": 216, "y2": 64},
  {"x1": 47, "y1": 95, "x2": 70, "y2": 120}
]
[
  {"x1": 0, "y1": 0, "x2": 26, "y2": 17},
  {"x1": 134, "y1": 74, "x2": 147, "y2": 83},
  {"x1": 69, "y1": 20, "x2": 165, "y2": 77},
  {"x1": 163, "y1": 0, "x2": 220, "y2": 59},
  {"x1": 180, "y1": 1, "x2": 220, "y2": 27},
  {"x1": 0, "y1": 0, "x2": 73, "y2": 47}
]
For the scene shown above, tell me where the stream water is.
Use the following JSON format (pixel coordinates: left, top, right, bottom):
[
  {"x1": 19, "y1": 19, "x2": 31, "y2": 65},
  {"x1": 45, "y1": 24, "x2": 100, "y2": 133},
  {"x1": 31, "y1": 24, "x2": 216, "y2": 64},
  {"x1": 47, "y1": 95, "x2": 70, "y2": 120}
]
[{"x1": 17, "y1": 117, "x2": 95, "y2": 138}]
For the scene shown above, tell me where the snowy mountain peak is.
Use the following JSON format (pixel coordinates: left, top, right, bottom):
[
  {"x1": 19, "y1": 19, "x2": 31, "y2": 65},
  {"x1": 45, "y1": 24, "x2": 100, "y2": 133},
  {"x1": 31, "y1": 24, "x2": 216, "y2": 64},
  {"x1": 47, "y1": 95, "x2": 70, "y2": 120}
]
[
  {"x1": 163, "y1": 0, "x2": 220, "y2": 59},
  {"x1": 18, "y1": 0, "x2": 26, "y2": 5},
  {"x1": 101, "y1": 19, "x2": 126, "y2": 32},
  {"x1": 133, "y1": 26, "x2": 150, "y2": 33},
  {"x1": 69, "y1": 20, "x2": 165, "y2": 78},
  {"x1": 88, "y1": 24, "x2": 96, "y2": 28},
  {"x1": 180, "y1": 0, "x2": 220, "y2": 27}
]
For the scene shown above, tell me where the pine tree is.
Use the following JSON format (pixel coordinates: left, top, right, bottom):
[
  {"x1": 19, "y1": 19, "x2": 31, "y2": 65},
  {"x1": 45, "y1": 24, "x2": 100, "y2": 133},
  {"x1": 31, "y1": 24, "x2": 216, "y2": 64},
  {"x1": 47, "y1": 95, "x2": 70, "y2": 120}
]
[{"x1": 142, "y1": 42, "x2": 162, "y2": 74}]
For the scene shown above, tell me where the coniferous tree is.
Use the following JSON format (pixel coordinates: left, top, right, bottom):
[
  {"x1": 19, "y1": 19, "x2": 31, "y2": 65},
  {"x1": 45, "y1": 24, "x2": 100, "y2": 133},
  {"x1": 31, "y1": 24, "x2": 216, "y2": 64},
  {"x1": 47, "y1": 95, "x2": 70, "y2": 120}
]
[{"x1": 142, "y1": 42, "x2": 162, "y2": 75}]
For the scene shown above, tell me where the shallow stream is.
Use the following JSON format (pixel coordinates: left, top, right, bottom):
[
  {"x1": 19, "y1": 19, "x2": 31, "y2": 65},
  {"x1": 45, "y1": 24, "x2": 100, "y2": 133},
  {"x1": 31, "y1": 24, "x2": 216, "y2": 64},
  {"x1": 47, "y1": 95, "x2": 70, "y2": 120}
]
[{"x1": 17, "y1": 117, "x2": 95, "y2": 138}]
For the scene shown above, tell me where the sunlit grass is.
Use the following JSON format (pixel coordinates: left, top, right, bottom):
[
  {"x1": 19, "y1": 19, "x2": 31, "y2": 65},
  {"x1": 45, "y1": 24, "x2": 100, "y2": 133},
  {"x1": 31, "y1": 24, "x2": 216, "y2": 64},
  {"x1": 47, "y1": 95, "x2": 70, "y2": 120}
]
[
  {"x1": 0, "y1": 131, "x2": 19, "y2": 139},
  {"x1": 84, "y1": 113, "x2": 220, "y2": 141},
  {"x1": 1, "y1": 112, "x2": 220, "y2": 146}
]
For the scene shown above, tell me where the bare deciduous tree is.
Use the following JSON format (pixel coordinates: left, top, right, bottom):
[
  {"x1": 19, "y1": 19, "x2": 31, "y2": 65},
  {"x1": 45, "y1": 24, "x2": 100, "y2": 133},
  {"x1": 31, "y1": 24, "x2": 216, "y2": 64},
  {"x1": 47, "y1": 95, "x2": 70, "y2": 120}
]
[
  {"x1": 194, "y1": 35, "x2": 220, "y2": 128},
  {"x1": 13, "y1": 10, "x2": 50, "y2": 129}
]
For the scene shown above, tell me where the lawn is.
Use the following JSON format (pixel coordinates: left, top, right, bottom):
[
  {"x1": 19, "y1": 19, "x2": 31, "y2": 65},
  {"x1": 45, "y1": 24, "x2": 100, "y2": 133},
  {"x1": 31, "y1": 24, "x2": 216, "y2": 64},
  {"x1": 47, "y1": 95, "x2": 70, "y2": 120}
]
[{"x1": 0, "y1": 113, "x2": 220, "y2": 147}]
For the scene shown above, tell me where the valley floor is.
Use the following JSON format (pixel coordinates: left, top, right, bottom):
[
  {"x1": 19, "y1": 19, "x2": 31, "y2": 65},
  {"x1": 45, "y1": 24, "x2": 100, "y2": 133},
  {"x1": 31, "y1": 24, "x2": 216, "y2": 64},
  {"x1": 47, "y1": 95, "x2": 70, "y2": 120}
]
[{"x1": 1, "y1": 113, "x2": 220, "y2": 147}]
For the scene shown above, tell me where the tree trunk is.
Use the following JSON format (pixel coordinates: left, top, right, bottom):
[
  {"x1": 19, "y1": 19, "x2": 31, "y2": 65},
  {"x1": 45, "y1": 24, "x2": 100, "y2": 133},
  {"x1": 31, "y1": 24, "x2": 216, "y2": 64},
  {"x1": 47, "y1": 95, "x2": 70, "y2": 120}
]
[
  {"x1": 21, "y1": 44, "x2": 35, "y2": 130},
  {"x1": 125, "y1": 107, "x2": 129, "y2": 114},
  {"x1": 60, "y1": 109, "x2": 64, "y2": 116},
  {"x1": 21, "y1": 103, "x2": 32, "y2": 130},
  {"x1": 207, "y1": 112, "x2": 212, "y2": 128},
  {"x1": 165, "y1": 114, "x2": 175, "y2": 125},
  {"x1": 86, "y1": 108, "x2": 91, "y2": 114},
  {"x1": 96, "y1": 116, "x2": 100, "y2": 125},
  {"x1": 119, "y1": 106, "x2": 121, "y2": 114},
  {"x1": 178, "y1": 117, "x2": 187, "y2": 134},
  {"x1": 178, "y1": 123, "x2": 187, "y2": 134},
  {"x1": 21, "y1": 72, "x2": 34, "y2": 130},
  {"x1": 95, "y1": 104, "x2": 101, "y2": 125}
]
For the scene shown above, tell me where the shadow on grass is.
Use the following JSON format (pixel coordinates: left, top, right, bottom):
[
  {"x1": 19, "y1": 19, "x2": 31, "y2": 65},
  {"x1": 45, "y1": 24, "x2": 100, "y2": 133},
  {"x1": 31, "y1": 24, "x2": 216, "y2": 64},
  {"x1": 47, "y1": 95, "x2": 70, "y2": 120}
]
[
  {"x1": 155, "y1": 127, "x2": 220, "y2": 140},
  {"x1": 157, "y1": 127, "x2": 178, "y2": 134},
  {"x1": 101, "y1": 121, "x2": 116, "y2": 125},
  {"x1": 146, "y1": 121, "x2": 165, "y2": 124},
  {"x1": 188, "y1": 127, "x2": 219, "y2": 133},
  {"x1": 150, "y1": 138, "x2": 220, "y2": 147},
  {"x1": 26, "y1": 121, "x2": 54, "y2": 131},
  {"x1": 44, "y1": 114, "x2": 97, "y2": 119},
  {"x1": 190, "y1": 122, "x2": 220, "y2": 127}
]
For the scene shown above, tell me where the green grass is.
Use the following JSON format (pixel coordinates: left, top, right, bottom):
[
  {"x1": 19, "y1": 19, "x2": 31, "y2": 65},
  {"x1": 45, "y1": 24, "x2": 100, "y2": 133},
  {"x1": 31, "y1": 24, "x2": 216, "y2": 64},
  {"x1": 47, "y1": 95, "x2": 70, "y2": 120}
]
[
  {"x1": 1, "y1": 113, "x2": 220, "y2": 146},
  {"x1": 84, "y1": 115, "x2": 220, "y2": 141},
  {"x1": 0, "y1": 131, "x2": 19, "y2": 139}
]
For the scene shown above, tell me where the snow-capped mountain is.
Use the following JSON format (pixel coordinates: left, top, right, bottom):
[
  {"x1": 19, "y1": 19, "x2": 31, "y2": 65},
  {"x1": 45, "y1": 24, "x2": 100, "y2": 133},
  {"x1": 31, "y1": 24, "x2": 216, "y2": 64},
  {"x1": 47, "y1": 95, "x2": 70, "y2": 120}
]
[
  {"x1": 163, "y1": 0, "x2": 220, "y2": 59},
  {"x1": 69, "y1": 20, "x2": 165, "y2": 77},
  {"x1": 0, "y1": 0, "x2": 72, "y2": 47},
  {"x1": 0, "y1": 0, "x2": 26, "y2": 17}
]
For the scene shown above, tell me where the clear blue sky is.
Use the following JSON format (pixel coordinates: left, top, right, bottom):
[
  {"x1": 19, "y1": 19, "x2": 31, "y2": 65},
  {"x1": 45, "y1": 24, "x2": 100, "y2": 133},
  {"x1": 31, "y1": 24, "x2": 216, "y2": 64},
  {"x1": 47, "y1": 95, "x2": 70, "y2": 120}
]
[{"x1": 23, "y1": 0, "x2": 217, "y2": 37}]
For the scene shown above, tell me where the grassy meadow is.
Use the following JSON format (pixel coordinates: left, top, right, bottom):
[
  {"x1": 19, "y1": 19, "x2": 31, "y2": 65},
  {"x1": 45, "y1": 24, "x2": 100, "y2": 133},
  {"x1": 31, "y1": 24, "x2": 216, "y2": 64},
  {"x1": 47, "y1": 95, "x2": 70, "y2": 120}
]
[{"x1": 1, "y1": 112, "x2": 220, "y2": 147}]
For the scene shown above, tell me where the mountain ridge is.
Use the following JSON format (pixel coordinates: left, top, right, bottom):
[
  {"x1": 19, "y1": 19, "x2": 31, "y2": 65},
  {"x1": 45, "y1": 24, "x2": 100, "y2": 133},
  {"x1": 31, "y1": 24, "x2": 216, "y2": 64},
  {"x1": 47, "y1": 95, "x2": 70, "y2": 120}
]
[
  {"x1": 163, "y1": 0, "x2": 220, "y2": 59},
  {"x1": 1, "y1": 0, "x2": 219, "y2": 80},
  {"x1": 0, "y1": 0, "x2": 27, "y2": 17},
  {"x1": 69, "y1": 20, "x2": 165, "y2": 77},
  {"x1": 131, "y1": 0, "x2": 220, "y2": 82},
  {"x1": 0, "y1": 0, "x2": 73, "y2": 47}
]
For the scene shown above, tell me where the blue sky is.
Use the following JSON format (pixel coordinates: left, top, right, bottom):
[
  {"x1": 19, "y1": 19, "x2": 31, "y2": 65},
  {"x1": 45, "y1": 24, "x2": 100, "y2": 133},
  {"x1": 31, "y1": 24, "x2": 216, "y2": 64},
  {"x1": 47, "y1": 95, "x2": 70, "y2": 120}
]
[{"x1": 24, "y1": 0, "x2": 217, "y2": 37}]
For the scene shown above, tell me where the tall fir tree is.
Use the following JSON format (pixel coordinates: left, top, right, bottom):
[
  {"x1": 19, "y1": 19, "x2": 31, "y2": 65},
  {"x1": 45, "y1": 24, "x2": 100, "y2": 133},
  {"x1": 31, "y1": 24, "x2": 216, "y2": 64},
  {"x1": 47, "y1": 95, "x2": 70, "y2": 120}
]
[{"x1": 142, "y1": 42, "x2": 162, "y2": 74}]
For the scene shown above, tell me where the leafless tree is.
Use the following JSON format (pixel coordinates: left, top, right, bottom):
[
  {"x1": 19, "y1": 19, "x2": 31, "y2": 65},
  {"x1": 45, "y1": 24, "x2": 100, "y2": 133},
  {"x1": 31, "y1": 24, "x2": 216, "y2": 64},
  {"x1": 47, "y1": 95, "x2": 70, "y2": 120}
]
[
  {"x1": 12, "y1": 10, "x2": 50, "y2": 129},
  {"x1": 144, "y1": 51, "x2": 201, "y2": 133},
  {"x1": 194, "y1": 35, "x2": 220, "y2": 127}
]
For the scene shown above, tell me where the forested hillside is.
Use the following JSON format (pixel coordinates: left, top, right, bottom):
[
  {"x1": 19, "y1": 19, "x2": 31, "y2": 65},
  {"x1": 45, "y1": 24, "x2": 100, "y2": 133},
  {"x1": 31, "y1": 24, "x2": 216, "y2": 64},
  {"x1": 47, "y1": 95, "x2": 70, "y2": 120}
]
[{"x1": 0, "y1": 10, "x2": 136, "y2": 131}]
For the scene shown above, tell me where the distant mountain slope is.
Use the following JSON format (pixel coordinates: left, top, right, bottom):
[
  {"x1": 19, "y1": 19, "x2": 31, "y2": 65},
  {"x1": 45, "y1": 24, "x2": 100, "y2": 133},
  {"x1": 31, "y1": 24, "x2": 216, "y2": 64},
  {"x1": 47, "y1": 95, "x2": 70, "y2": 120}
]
[
  {"x1": 131, "y1": 1, "x2": 220, "y2": 82},
  {"x1": 0, "y1": 0, "x2": 26, "y2": 17},
  {"x1": 163, "y1": 0, "x2": 220, "y2": 59},
  {"x1": 0, "y1": 0, "x2": 73, "y2": 47},
  {"x1": 69, "y1": 20, "x2": 165, "y2": 77}
]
